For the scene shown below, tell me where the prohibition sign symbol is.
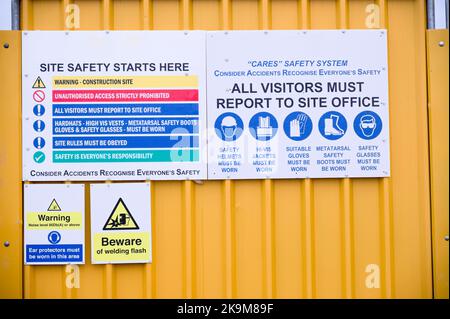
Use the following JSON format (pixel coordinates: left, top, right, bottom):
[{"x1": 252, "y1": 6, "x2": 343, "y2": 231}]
[{"x1": 33, "y1": 90, "x2": 45, "y2": 102}]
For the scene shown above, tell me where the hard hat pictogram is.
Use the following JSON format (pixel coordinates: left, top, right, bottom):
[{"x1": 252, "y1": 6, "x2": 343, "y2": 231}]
[{"x1": 221, "y1": 115, "x2": 237, "y2": 127}]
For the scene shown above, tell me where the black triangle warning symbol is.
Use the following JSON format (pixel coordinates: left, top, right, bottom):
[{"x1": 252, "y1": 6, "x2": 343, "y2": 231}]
[
  {"x1": 32, "y1": 76, "x2": 46, "y2": 89},
  {"x1": 47, "y1": 199, "x2": 61, "y2": 211},
  {"x1": 103, "y1": 198, "x2": 139, "y2": 231}
]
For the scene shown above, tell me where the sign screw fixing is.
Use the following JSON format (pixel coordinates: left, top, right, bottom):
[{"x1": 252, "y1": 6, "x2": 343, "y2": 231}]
[
  {"x1": 3, "y1": 43, "x2": 9, "y2": 49},
  {"x1": 4, "y1": 241, "x2": 10, "y2": 247},
  {"x1": 445, "y1": 235, "x2": 449, "y2": 241},
  {"x1": 439, "y1": 41, "x2": 445, "y2": 47}
]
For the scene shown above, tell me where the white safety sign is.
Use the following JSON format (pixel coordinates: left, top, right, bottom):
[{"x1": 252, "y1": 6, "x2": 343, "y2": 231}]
[
  {"x1": 22, "y1": 31, "x2": 207, "y2": 181},
  {"x1": 24, "y1": 184, "x2": 85, "y2": 265},
  {"x1": 22, "y1": 30, "x2": 390, "y2": 181},
  {"x1": 207, "y1": 30, "x2": 390, "y2": 179},
  {"x1": 90, "y1": 182, "x2": 151, "y2": 264}
]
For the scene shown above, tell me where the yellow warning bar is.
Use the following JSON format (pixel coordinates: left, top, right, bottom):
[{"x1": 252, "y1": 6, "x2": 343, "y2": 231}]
[
  {"x1": 26, "y1": 212, "x2": 82, "y2": 230},
  {"x1": 52, "y1": 76, "x2": 198, "y2": 88}
]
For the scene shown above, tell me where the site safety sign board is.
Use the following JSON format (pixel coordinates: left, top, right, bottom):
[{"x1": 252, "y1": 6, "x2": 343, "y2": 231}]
[
  {"x1": 207, "y1": 30, "x2": 390, "y2": 179},
  {"x1": 22, "y1": 31, "x2": 207, "y2": 181},
  {"x1": 90, "y1": 183, "x2": 151, "y2": 264},
  {"x1": 24, "y1": 184, "x2": 85, "y2": 265},
  {"x1": 22, "y1": 30, "x2": 390, "y2": 181}
]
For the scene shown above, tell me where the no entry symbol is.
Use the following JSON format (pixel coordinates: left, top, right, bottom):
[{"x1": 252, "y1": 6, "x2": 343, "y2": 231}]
[{"x1": 33, "y1": 90, "x2": 45, "y2": 102}]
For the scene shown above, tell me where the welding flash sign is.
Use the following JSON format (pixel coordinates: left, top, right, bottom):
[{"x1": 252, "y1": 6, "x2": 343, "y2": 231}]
[{"x1": 103, "y1": 198, "x2": 139, "y2": 230}]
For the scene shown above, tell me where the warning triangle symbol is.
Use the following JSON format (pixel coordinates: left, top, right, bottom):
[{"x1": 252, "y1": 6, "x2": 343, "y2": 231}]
[
  {"x1": 103, "y1": 198, "x2": 139, "y2": 231},
  {"x1": 32, "y1": 76, "x2": 46, "y2": 89},
  {"x1": 47, "y1": 199, "x2": 61, "y2": 211}
]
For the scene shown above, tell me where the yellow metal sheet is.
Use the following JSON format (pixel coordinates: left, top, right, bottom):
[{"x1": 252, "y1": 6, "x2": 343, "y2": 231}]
[
  {"x1": 427, "y1": 29, "x2": 449, "y2": 299},
  {"x1": 3, "y1": 0, "x2": 434, "y2": 298},
  {"x1": 0, "y1": 31, "x2": 22, "y2": 299}
]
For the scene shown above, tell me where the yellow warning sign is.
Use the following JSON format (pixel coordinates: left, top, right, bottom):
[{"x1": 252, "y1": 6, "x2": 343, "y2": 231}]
[
  {"x1": 103, "y1": 198, "x2": 139, "y2": 230},
  {"x1": 32, "y1": 76, "x2": 46, "y2": 89},
  {"x1": 47, "y1": 199, "x2": 61, "y2": 211}
]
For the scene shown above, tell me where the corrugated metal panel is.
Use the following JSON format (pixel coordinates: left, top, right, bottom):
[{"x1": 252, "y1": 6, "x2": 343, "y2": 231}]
[
  {"x1": 427, "y1": 29, "x2": 449, "y2": 299},
  {"x1": 4, "y1": 0, "x2": 433, "y2": 298}
]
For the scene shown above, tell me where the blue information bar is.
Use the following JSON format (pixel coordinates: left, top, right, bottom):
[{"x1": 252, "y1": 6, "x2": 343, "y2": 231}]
[
  {"x1": 53, "y1": 117, "x2": 199, "y2": 135},
  {"x1": 53, "y1": 135, "x2": 199, "y2": 149},
  {"x1": 53, "y1": 103, "x2": 199, "y2": 116},
  {"x1": 26, "y1": 244, "x2": 83, "y2": 263}
]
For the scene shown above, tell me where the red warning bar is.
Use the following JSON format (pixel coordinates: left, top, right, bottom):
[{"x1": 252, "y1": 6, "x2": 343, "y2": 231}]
[{"x1": 52, "y1": 89, "x2": 198, "y2": 102}]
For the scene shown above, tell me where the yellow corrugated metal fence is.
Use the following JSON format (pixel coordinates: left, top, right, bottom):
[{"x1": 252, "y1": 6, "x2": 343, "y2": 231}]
[{"x1": 0, "y1": 0, "x2": 446, "y2": 299}]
